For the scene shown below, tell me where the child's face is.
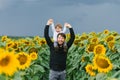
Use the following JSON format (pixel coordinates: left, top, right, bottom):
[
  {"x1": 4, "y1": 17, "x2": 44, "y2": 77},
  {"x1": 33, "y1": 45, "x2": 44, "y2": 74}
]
[{"x1": 55, "y1": 27, "x2": 62, "y2": 33}]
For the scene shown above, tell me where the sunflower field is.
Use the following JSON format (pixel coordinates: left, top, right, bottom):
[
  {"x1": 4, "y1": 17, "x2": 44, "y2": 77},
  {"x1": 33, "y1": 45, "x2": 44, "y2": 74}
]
[{"x1": 0, "y1": 29, "x2": 120, "y2": 80}]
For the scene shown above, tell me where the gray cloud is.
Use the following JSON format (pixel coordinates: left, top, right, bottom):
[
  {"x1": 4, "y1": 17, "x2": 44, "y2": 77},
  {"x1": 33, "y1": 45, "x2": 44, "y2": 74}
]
[
  {"x1": 1, "y1": 0, "x2": 120, "y2": 10},
  {"x1": 36, "y1": 0, "x2": 120, "y2": 6},
  {"x1": 0, "y1": 0, "x2": 120, "y2": 36},
  {"x1": 0, "y1": 0, "x2": 13, "y2": 10}
]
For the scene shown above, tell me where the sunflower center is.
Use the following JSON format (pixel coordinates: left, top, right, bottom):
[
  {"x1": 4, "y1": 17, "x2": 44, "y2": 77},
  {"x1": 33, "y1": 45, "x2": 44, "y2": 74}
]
[
  {"x1": 96, "y1": 58, "x2": 109, "y2": 68},
  {"x1": 88, "y1": 44, "x2": 96, "y2": 52},
  {"x1": 0, "y1": 56, "x2": 10, "y2": 67},
  {"x1": 108, "y1": 42, "x2": 114, "y2": 48},
  {"x1": 13, "y1": 43, "x2": 18, "y2": 49},
  {"x1": 96, "y1": 47, "x2": 102, "y2": 54},
  {"x1": 88, "y1": 66, "x2": 93, "y2": 71},
  {"x1": 29, "y1": 48, "x2": 37, "y2": 53},
  {"x1": 41, "y1": 40, "x2": 45, "y2": 44},
  {"x1": 92, "y1": 38, "x2": 97, "y2": 43},
  {"x1": 18, "y1": 55, "x2": 27, "y2": 65},
  {"x1": 8, "y1": 43, "x2": 12, "y2": 47},
  {"x1": 107, "y1": 37, "x2": 114, "y2": 42},
  {"x1": 31, "y1": 54, "x2": 36, "y2": 58}
]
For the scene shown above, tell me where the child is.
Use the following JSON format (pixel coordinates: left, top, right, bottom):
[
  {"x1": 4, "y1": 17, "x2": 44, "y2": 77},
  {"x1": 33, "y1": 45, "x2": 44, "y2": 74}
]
[{"x1": 50, "y1": 19, "x2": 67, "y2": 51}]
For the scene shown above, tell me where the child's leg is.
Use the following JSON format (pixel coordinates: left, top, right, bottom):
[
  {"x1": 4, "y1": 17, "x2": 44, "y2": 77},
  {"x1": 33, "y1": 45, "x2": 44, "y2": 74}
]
[
  {"x1": 63, "y1": 42, "x2": 67, "y2": 46},
  {"x1": 54, "y1": 41, "x2": 59, "y2": 51},
  {"x1": 54, "y1": 41, "x2": 58, "y2": 47},
  {"x1": 63, "y1": 42, "x2": 67, "y2": 52}
]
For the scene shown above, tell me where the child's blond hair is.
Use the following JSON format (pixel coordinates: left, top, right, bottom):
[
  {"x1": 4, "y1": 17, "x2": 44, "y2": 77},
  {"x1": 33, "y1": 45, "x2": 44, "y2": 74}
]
[{"x1": 55, "y1": 24, "x2": 62, "y2": 29}]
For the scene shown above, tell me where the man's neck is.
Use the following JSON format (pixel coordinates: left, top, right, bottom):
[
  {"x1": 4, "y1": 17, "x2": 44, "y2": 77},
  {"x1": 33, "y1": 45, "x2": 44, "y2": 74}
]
[{"x1": 58, "y1": 44, "x2": 63, "y2": 47}]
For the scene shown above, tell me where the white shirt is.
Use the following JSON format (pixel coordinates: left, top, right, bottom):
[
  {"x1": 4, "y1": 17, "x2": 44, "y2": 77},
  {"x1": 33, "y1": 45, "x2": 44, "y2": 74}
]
[{"x1": 51, "y1": 23, "x2": 66, "y2": 41}]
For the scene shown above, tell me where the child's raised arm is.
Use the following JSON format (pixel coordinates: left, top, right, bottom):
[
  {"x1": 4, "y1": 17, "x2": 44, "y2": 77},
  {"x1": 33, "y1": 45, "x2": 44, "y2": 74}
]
[{"x1": 62, "y1": 23, "x2": 67, "y2": 33}]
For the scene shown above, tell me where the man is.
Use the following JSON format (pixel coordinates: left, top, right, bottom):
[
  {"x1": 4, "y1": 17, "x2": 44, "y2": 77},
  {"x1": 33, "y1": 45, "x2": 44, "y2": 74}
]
[{"x1": 44, "y1": 19, "x2": 75, "y2": 80}]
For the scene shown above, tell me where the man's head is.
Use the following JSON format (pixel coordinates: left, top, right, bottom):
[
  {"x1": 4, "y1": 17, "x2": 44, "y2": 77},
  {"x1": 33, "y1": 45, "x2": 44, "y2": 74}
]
[
  {"x1": 57, "y1": 33, "x2": 66, "y2": 45},
  {"x1": 55, "y1": 24, "x2": 62, "y2": 33}
]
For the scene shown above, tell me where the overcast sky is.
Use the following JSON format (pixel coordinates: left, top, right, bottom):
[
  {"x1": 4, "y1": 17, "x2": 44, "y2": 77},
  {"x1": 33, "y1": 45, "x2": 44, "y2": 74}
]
[{"x1": 0, "y1": 0, "x2": 120, "y2": 36}]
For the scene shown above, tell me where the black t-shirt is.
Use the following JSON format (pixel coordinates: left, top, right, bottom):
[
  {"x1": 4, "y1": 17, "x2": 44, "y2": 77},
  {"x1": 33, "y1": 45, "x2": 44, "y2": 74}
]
[{"x1": 44, "y1": 25, "x2": 75, "y2": 71}]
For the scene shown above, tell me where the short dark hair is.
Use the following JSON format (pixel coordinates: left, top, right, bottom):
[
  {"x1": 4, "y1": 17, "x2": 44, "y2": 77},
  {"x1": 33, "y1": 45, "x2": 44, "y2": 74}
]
[{"x1": 57, "y1": 33, "x2": 66, "y2": 39}]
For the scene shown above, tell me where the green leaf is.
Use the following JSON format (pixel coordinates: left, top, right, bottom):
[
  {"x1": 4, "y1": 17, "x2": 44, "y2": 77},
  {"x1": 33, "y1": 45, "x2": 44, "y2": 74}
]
[
  {"x1": 32, "y1": 76, "x2": 39, "y2": 80},
  {"x1": 32, "y1": 65, "x2": 45, "y2": 73},
  {"x1": 111, "y1": 70, "x2": 120, "y2": 78},
  {"x1": 13, "y1": 72, "x2": 23, "y2": 80},
  {"x1": 96, "y1": 73, "x2": 107, "y2": 80},
  {"x1": 0, "y1": 75, "x2": 6, "y2": 80}
]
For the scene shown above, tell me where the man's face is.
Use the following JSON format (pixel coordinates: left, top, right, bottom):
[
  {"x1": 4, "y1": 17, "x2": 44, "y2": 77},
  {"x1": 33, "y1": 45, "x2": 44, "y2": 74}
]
[{"x1": 57, "y1": 35, "x2": 65, "y2": 45}]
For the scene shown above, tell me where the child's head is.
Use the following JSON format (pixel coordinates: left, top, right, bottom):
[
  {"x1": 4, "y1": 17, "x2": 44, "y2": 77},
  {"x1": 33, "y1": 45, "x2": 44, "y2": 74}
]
[{"x1": 55, "y1": 24, "x2": 62, "y2": 33}]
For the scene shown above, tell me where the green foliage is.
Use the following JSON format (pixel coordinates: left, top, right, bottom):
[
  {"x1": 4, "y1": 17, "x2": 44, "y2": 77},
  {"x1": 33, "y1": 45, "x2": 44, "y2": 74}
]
[{"x1": 0, "y1": 30, "x2": 120, "y2": 80}]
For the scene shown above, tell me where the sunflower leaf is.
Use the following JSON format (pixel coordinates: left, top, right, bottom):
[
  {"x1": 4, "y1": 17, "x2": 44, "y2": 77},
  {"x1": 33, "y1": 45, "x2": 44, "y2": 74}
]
[
  {"x1": 32, "y1": 64, "x2": 45, "y2": 73},
  {"x1": 96, "y1": 73, "x2": 107, "y2": 80}
]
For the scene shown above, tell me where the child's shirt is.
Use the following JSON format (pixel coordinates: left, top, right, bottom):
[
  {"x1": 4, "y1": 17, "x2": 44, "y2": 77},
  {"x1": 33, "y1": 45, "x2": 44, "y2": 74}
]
[{"x1": 51, "y1": 23, "x2": 66, "y2": 41}]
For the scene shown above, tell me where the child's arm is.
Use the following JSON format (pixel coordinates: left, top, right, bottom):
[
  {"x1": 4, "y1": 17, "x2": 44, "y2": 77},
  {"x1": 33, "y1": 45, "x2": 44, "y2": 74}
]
[
  {"x1": 50, "y1": 19, "x2": 57, "y2": 41},
  {"x1": 62, "y1": 23, "x2": 67, "y2": 33},
  {"x1": 51, "y1": 22, "x2": 56, "y2": 33}
]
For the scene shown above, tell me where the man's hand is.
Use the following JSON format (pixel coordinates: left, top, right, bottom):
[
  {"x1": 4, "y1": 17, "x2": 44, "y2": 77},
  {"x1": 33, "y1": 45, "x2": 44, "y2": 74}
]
[
  {"x1": 64, "y1": 23, "x2": 68, "y2": 27},
  {"x1": 47, "y1": 19, "x2": 53, "y2": 25},
  {"x1": 64, "y1": 23, "x2": 72, "y2": 28}
]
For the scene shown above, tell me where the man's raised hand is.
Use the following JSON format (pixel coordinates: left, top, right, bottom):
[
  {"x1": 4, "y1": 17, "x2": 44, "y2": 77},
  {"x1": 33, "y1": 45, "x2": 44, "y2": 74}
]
[{"x1": 47, "y1": 19, "x2": 53, "y2": 25}]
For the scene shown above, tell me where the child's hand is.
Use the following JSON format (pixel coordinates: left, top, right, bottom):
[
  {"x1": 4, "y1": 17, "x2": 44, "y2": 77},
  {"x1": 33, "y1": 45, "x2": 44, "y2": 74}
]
[{"x1": 47, "y1": 19, "x2": 53, "y2": 25}]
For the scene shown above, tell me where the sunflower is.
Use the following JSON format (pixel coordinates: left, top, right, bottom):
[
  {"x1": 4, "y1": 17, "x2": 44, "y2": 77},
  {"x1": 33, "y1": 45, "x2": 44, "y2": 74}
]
[
  {"x1": 30, "y1": 52, "x2": 38, "y2": 60},
  {"x1": 15, "y1": 47, "x2": 23, "y2": 52},
  {"x1": 19, "y1": 39, "x2": 26, "y2": 43},
  {"x1": 86, "y1": 44, "x2": 97, "y2": 53},
  {"x1": 37, "y1": 38, "x2": 46, "y2": 46},
  {"x1": 80, "y1": 33, "x2": 88, "y2": 41},
  {"x1": 81, "y1": 56, "x2": 85, "y2": 62},
  {"x1": 89, "y1": 32, "x2": 97, "y2": 37},
  {"x1": 1, "y1": 35, "x2": 8, "y2": 42},
  {"x1": 79, "y1": 42, "x2": 84, "y2": 47},
  {"x1": 6, "y1": 41, "x2": 14, "y2": 49},
  {"x1": 29, "y1": 47, "x2": 38, "y2": 53},
  {"x1": 24, "y1": 40, "x2": 31, "y2": 46},
  {"x1": 0, "y1": 50, "x2": 19, "y2": 76},
  {"x1": 75, "y1": 34, "x2": 80, "y2": 39},
  {"x1": 12, "y1": 41, "x2": 19, "y2": 50},
  {"x1": 40, "y1": 39, "x2": 46, "y2": 45},
  {"x1": 93, "y1": 55, "x2": 112, "y2": 73},
  {"x1": 90, "y1": 37, "x2": 99, "y2": 44},
  {"x1": 16, "y1": 52, "x2": 31, "y2": 70},
  {"x1": 105, "y1": 35, "x2": 115, "y2": 43},
  {"x1": 66, "y1": 33, "x2": 70, "y2": 41},
  {"x1": 73, "y1": 39, "x2": 81, "y2": 45},
  {"x1": 112, "y1": 32, "x2": 118, "y2": 36},
  {"x1": 0, "y1": 48, "x2": 5, "y2": 53},
  {"x1": 93, "y1": 44, "x2": 106, "y2": 55},
  {"x1": 34, "y1": 36, "x2": 41, "y2": 41},
  {"x1": 85, "y1": 64, "x2": 96, "y2": 76},
  {"x1": 107, "y1": 41, "x2": 114, "y2": 50},
  {"x1": 19, "y1": 39, "x2": 31, "y2": 46},
  {"x1": 103, "y1": 29, "x2": 109, "y2": 35}
]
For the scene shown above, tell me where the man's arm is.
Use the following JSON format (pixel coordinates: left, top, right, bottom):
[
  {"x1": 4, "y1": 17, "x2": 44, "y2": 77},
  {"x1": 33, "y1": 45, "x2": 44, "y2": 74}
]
[
  {"x1": 44, "y1": 19, "x2": 53, "y2": 47},
  {"x1": 66, "y1": 24, "x2": 75, "y2": 49}
]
